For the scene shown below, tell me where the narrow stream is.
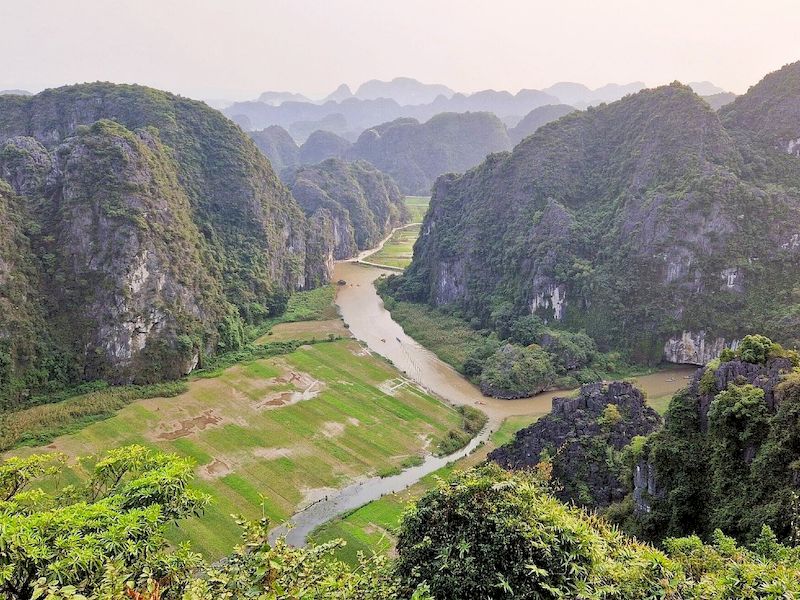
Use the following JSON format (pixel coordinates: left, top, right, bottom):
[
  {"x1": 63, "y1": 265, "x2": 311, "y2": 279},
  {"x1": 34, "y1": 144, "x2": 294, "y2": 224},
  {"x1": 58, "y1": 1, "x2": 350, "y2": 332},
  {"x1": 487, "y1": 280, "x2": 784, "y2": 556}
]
[{"x1": 274, "y1": 259, "x2": 696, "y2": 545}]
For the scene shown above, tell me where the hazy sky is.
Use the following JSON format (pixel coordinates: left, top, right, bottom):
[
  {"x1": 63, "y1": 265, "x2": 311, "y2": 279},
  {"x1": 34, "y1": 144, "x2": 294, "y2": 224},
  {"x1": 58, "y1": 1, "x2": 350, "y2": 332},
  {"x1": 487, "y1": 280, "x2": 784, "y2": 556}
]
[{"x1": 2, "y1": 0, "x2": 799, "y2": 101}]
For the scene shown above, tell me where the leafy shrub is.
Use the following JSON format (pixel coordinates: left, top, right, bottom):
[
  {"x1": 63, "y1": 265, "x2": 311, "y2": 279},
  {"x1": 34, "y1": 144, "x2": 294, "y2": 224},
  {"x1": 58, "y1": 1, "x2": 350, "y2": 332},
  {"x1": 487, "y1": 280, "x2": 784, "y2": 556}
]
[
  {"x1": 509, "y1": 314, "x2": 546, "y2": 346},
  {"x1": 479, "y1": 344, "x2": 556, "y2": 398},
  {"x1": 396, "y1": 464, "x2": 800, "y2": 600}
]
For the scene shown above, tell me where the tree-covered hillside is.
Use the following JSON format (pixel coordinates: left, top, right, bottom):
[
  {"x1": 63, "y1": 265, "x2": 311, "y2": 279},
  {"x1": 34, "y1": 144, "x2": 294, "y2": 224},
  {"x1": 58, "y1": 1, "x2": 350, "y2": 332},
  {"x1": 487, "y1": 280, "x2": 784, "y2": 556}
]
[
  {"x1": 287, "y1": 158, "x2": 409, "y2": 261},
  {"x1": 508, "y1": 103, "x2": 574, "y2": 144},
  {"x1": 0, "y1": 83, "x2": 330, "y2": 407},
  {"x1": 347, "y1": 112, "x2": 512, "y2": 195},
  {"x1": 390, "y1": 69, "x2": 800, "y2": 365},
  {"x1": 626, "y1": 335, "x2": 800, "y2": 544}
]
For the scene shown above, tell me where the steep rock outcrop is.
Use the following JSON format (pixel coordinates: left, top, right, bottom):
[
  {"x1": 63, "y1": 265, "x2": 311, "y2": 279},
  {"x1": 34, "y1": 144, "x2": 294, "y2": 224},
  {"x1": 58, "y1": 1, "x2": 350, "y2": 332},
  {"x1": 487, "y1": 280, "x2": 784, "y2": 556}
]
[
  {"x1": 391, "y1": 75, "x2": 800, "y2": 363},
  {"x1": 287, "y1": 158, "x2": 409, "y2": 258},
  {"x1": 663, "y1": 331, "x2": 739, "y2": 365},
  {"x1": 0, "y1": 83, "x2": 328, "y2": 404},
  {"x1": 490, "y1": 381, "x2": 661, "y2": 507}
]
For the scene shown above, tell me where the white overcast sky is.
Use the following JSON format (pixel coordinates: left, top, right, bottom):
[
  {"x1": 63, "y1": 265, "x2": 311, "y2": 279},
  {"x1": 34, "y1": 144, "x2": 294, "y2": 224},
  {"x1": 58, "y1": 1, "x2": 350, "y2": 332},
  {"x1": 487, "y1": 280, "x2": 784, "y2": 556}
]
[{"x1": 2, "y1": 0, "x2": 799, "y2": 100}]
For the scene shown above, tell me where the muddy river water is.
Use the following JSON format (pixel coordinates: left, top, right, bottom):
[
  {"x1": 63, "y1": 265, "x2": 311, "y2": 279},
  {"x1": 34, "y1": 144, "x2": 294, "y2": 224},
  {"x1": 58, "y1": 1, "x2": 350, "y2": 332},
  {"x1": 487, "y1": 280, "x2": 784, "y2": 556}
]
[{"x1": 275, "y1": 259, "x2": 696, "y2": 545}]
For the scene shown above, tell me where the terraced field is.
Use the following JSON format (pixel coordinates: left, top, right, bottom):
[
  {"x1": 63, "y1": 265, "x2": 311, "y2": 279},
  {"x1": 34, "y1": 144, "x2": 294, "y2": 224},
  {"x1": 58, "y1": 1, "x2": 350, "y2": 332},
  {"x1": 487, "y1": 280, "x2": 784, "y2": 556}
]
[
  {"x1": 403, "y1": 196, "x2": 430, "y2": 222},
  {"x1": 13, "y1": 339, "x2": 466, "y2": 558}
]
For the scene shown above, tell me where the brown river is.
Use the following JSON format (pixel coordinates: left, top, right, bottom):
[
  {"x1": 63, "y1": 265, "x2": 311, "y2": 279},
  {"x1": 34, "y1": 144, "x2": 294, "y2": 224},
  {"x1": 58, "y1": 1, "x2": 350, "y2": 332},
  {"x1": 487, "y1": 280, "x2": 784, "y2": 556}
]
[{"x1": 275, "y1": 258, "x2": 696, "y2": 544}]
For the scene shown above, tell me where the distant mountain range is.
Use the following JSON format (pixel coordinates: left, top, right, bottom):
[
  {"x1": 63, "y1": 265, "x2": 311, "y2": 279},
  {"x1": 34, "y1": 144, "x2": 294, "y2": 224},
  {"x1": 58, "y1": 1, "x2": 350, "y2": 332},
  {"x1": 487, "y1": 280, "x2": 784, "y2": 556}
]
[{"x1": 225, "y1": 77, "x2": 733, "y2": 143}]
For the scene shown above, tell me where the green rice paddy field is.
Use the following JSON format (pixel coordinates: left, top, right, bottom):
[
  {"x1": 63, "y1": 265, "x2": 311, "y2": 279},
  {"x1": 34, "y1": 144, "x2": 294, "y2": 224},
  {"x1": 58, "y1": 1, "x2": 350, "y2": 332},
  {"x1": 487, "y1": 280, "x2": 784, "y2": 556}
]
[
  {"x1": 403, "y1": 196, "x2": 430, "y2": 222},
  {"x1": 11, "y1": 339, "x2": 465, "y2": 558},
  {"x1": 367, "y1": 197, "x2": 429, "y2": 269},
  {"x1": 310, "y1": 413, "x2": 541, "y2": 564}
]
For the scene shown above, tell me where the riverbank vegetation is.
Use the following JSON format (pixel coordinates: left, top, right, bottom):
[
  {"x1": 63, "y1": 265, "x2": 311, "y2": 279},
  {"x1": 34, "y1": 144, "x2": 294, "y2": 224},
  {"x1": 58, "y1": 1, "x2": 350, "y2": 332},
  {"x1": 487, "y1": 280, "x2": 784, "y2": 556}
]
[{"x1": 379, "y1": 283, "x2": 653, "y2": 399}]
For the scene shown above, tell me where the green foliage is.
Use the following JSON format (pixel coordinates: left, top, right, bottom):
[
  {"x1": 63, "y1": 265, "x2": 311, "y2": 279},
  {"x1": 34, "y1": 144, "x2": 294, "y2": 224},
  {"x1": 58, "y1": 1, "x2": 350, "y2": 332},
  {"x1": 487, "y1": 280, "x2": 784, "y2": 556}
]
[
  {"x1": 509, "y1": 314, "x2": 546, "y2": 346},
  {"x1": 739, "y1": 334, "x2": 778, "y2": 364},
  {"x1": 598, "y1": 403, "x2": 623, "y2": 427},
  {"x1": 479, "y1": 344, "x2": 556, "y2": 398},
  {"x1": 396, "y1": 464, "x2": 800, "y2": 600},
  {"x1": 435, "y1": 405, "x2": 488, "y2": 455},
  {"x1": 0, "y1": 448, "x2": 431, "y2": 600},
  {"x1": 639, "y1": 348, "x2": 800, "y2": 543},
  {"x1": 181, "y1": 518, "x2": 428, "y2": 600},
  {"x1": 721, "y1": 334, "x2": 800, "y2": 366},
  {"x1": 0, "y1": 446, "x2": 208, "y2": 600}
]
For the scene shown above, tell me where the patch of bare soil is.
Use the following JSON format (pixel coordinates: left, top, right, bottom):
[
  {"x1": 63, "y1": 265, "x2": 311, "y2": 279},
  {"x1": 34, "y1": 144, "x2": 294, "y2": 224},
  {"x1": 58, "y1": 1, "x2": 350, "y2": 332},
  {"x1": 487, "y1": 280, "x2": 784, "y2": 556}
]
[
  {"x1": 320, "y1": 421, "x2": 346, "y2": 438},
  {"x1": 198, "y1": 458, "x2": 233, "y2": 480},
  {"x1": 155, "y1": 410, "x2": 222, "y2": 440},
  {"x1": 252, "y1": 447, "x2": 296, "y2": 460},
  {"x1": 255, "y1": 371, "x2": 323, "y2": 409}
]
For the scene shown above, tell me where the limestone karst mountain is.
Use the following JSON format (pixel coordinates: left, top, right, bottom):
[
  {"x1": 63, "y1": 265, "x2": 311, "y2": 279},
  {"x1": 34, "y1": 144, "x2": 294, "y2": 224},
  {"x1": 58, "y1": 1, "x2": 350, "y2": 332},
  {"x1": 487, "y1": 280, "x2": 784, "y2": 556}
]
[
  {"x1": 347, "y1": 112, "x2": 512, "y2": 195},
  {"x1": 287, "y1": 158, "x2": 409, "y2": 261},
  {"x1": 389, "y1": 67, "x2": 800, "y2": 364},
  {"x1": 508, "y1": 104, "x2": 575, "y2": 144},
  {"x1": 0, "y1": 83, "x2": 331, "y2": 406}
]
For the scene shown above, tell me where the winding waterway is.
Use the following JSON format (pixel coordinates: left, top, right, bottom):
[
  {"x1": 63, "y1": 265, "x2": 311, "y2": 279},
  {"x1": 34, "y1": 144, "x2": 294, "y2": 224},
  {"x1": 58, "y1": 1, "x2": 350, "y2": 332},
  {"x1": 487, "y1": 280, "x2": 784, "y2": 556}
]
[{"x1": 275, "y1": 258, "x2": 695, "y2": 545}]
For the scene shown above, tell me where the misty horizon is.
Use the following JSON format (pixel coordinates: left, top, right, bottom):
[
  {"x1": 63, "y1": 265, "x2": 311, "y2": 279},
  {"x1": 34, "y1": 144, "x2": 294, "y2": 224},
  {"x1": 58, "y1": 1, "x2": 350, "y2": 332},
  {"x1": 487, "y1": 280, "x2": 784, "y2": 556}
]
[{"x1": 3, "y1": 0, "x2": 800, "y2": 102}]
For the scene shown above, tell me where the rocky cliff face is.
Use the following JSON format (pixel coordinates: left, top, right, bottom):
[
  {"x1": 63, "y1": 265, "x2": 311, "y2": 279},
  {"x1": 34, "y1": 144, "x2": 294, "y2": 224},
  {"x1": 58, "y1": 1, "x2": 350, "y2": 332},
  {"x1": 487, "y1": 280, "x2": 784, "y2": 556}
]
[
  {"x1": 632, "y1": 338, "x2": 800, "y2": 543},
  {"x1": 663, "y1": 331, "x2": 739, "y2": 365},
  {"x1": 347, "y1": 112, "x2": 512, "y2": 195},
  {"x1": 287, "y1": 158, "x2": 409, "y2": 259},
  {"x1": 391, "y1": 70, "x2": 800, "y2": 363},
  {"x1": 490, "y1": 381, "x2": 662, "y2": 507},
  {"x1": 0, "y1": 83, "x2": 329, "y2": 406}
]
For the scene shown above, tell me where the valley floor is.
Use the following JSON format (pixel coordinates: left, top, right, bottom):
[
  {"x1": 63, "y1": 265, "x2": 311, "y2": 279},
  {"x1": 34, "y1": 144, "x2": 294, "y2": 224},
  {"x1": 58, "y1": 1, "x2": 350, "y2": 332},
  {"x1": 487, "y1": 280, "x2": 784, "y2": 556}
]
[{"x1": 11, "y1": 338, "x2": 467, "y2": 558}]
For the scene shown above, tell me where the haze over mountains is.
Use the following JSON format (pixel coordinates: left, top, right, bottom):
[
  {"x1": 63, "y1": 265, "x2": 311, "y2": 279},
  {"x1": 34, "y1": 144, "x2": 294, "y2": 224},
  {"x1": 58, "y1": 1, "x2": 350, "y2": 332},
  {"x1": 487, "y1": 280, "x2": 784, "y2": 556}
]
[{"x1": 225, "y1": 76, "x2": 734, "y2": 141}]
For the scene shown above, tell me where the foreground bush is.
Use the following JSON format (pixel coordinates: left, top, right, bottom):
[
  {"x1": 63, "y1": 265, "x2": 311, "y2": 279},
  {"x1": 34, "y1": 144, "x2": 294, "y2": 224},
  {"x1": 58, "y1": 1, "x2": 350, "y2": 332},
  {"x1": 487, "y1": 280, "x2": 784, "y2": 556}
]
[
  {"x1": 0, "y1": 446, "x2": 430, "y2": 600},
  {"x1": 395, "y1": 464, "x2": 800, "y2": 599}
]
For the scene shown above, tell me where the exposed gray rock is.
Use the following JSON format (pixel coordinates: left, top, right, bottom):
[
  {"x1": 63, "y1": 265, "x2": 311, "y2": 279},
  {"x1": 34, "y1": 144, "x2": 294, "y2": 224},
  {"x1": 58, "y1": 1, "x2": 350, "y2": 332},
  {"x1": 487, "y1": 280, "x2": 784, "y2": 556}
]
[
  {"x1": 490, "y1": 381, "x2": 662, "y2": 507},
  {"x1": 663, "y1": 331, "x2": 739, "y2": 365}
]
